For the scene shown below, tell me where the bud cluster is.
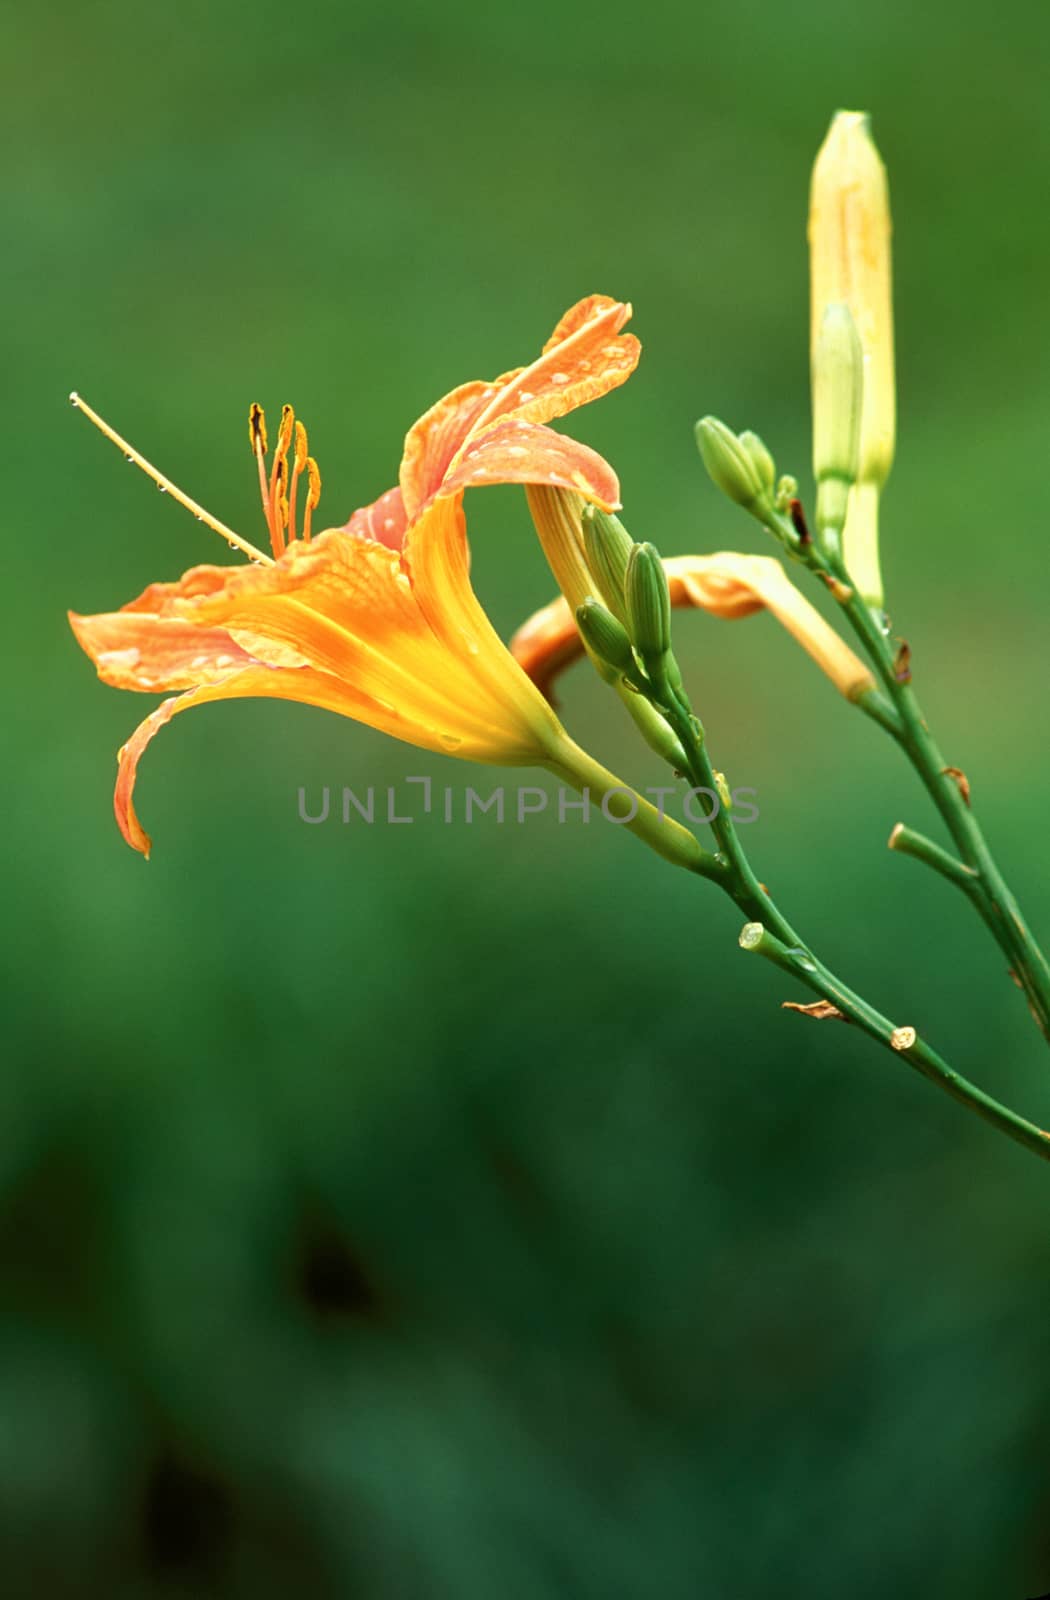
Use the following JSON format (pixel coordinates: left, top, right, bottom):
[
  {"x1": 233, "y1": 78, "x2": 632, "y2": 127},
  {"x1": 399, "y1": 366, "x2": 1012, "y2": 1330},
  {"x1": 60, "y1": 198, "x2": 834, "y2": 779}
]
[{"x1": 575, "y1": 507, "x2": 679, "y2": 700}]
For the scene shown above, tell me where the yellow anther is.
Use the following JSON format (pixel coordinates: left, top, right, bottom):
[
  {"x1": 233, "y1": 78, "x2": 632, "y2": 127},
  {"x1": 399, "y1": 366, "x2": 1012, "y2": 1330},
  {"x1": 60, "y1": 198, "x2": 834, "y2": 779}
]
[
  {"x1": 303, "y1": 456, "x2": 321, "y2": 542},
  {"x1": 306, "y1": 456, "x2": 321, "y2": 509},
  {"x1": 294, "y1": 419, "x2": 308, "y2": 470},
  {"x1": 275, "y1": 403, "x2": 295, "y2": 458}
]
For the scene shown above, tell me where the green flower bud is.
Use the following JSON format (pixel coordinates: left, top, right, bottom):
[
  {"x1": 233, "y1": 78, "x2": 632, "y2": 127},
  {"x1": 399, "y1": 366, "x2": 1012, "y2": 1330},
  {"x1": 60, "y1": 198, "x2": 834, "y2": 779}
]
[
  {"x1": 774, "y1": 474, "x2": 799, "y2": 512},
  {"x1": 812, "y1": 302, "x2": 863, "y2": 540},
  {"x1": 624, "y1": 542, "x2": 672, "y2": 661},
  {"x1": 695, "y1": 417, "x2": 766, "y2": 510},
  {"x1": 580, "y1": 504, "x2": 634, "y2": 620},
  {"x1": 574, "y1": 598, "x2": 636, "y2": 676},
  {"x1": 739, "y1": 430, "x2": 776, "y2": 493}
]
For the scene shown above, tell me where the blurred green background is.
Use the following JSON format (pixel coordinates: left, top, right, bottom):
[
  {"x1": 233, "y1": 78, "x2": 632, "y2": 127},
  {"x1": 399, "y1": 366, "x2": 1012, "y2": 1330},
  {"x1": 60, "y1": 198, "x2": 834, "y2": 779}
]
[{"x1": 7, "y1": 0, "x2": 1050, "y2": 1593}]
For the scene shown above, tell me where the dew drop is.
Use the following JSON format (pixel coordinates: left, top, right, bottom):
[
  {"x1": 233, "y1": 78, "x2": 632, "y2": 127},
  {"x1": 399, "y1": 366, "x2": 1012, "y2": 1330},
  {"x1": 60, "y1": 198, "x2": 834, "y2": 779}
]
[
  {"x1": 195, "y1": 513, "x2": 204, "y2": 521},
  {"x1": 98, "y1": 647, "x2": 141, "y2": 670},
  {"x1": 158, "y1": 484, "x2": 168, "y2": 493},
  {"x1": 125, "y1": 453, "x2": 135, "y2": 463}
]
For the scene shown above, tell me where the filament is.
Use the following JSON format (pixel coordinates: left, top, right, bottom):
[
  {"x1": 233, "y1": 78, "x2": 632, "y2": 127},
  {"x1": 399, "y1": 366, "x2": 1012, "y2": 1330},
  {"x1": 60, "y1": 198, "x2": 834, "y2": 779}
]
[{"x1": 71, "y1": 392, "x2": 273, "y2": 565}]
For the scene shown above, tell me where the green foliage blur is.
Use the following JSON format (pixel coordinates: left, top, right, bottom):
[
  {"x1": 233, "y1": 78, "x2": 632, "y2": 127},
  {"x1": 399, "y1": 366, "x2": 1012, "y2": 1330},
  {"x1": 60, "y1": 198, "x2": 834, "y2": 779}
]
[{"x1": 7, "y1": 0, "x2": 1050, "y2": 1592}]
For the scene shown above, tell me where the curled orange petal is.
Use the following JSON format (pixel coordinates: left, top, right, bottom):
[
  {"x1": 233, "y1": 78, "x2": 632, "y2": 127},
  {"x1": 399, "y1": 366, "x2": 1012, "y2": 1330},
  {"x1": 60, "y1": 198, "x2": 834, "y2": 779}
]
[
  {"x1": 511, "y1": 552, "x2": 876, "y2": 705},
  {"x1": 112, "y1": 665, "x2": 386, "y2": 857},
  {"x1": 397, "y1": 295, "x2": 639, "y2": 519},
  {"x1": 399, "y1": 380, "x2": 501, "y2": 520},
  {"x1": 470, "y1": 296, "x2": 639, "y2": 434},
  {"x1": 441, "y1": 419, "x2": 622, "y2": 511}
]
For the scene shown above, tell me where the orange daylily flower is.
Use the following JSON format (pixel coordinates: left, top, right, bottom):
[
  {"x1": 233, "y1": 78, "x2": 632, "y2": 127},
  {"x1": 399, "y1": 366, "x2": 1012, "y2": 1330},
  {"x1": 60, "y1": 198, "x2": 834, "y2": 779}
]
[
  {"x1": 70, "y1": 296, "x2": 642, "y2": 856},
  {"x1": 511, "y1": 550, "x2": 876, "y2": 704}
]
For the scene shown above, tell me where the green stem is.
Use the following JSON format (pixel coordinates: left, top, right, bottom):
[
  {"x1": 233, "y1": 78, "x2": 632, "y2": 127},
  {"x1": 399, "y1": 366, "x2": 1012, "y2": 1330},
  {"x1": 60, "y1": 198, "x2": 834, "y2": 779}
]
[
  {"x1": 545, "y1": 734, "x2": 721, "y2": 877},
  {"x1": 648, "y1": 667, "x2": 1050, "y2": 1163},
  {"x1": 887, "y1": 823, "x2": 976, "y2": 894},
  {"x1": 824, "y1": 565, "x2": 1050, "y2": 1042}
]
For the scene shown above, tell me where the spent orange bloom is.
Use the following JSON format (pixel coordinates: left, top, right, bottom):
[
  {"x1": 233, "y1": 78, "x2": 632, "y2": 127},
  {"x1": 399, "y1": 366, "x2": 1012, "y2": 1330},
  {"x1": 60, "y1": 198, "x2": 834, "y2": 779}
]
[
  {"x1": 70, "y1": 297, "x2": 642, "y2": 856},
  {"x1": 511, "y1": 551, "x2": 876, "y2": 704}
]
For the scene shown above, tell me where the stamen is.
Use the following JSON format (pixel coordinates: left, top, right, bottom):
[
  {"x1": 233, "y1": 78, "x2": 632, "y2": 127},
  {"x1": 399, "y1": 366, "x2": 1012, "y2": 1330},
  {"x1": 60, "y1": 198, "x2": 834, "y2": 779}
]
[
  {"x1": 72, "y1": 392, "x2": 273, "y2": 565},
  {"x1": 267, "y1": 405, "x2": 295, "y2": 558},
  {"x1": 275, "y1": 456, "x2": 290, "y2": 548},
  {"x1": 248, "y1": 402, "x2": 268, "y2": 456},
  {"x1": 303, "y1": 456, "x2": 321, "y2": 542},
  {"x1": 249, "y1": 401, "x2": 273, "y2": 532},
  {"x1": 287, "y1": 419, "x2": 308, "y2": 543}
]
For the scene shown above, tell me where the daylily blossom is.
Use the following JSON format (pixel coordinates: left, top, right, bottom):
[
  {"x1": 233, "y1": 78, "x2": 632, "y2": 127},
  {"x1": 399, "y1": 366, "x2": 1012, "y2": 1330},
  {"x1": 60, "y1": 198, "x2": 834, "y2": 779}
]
[
  {"x1": 511, "y1": 550, "x2": 876, "y2": 704},
  {"x1": 69, "y1": 297, "x2": 704, "y2": 873}
]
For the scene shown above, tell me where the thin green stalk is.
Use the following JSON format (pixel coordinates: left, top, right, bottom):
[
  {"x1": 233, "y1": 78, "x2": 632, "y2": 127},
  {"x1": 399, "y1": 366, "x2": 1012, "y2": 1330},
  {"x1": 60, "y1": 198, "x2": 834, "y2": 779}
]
[
  {"x1": 646, "y1": 664, "x2": 1050, "y2": 1163},
  {"x1": 815, "y1": 547, "x2": 1050, "y2": 1041}
]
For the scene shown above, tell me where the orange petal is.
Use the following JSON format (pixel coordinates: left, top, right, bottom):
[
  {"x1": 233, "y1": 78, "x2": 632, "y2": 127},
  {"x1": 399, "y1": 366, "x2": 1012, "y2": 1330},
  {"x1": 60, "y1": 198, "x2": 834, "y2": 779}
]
[
  {"x1": 397, "y1": 297, "x2": 639, "y2": 518},
  {"x1": 511, "y1": 553, "x2": 876, "y2": 704},
  {"x1": 505, "y1": 594, "x2": 587, "y2": 706},
  {"x1": 117, "y1": 563, "x2": 244, "y2": 617},
  {"x1": 69, "y1": 608, "x2": 264, "y2": 691},
  {"x1": 399, "y1": 380, "x2": 502, "y2": 520},
  {"x1": 172, "y1": 534, "x2": 527, "y2": 748},
  {"x1": 112, "y1": 664, "x2": 390, "y2": 857},
  {"x1": 400, "y1": 493, "x2": 566, "y2": 743},
  {"x1": 343, "y1": 484, "x2": 410, "y2": 549},
  {"x1": 541, "y1": 294, "x2": 625, "y2": 351},
  {"x1": 440, "y1": 419, "x2": 622, "y2": 511},
  {"x1": 467, "y1": 296, "x2": 639, "y2": 435}
]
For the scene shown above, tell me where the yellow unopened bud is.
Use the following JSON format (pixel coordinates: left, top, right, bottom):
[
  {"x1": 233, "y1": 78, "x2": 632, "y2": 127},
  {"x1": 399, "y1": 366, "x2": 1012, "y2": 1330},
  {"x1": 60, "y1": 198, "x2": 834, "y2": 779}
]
[
  {"x1": 812, "y1": 303, "x2": 863, "y2": 543},
  {"x1": 809, "y1": 109, "x2": 895, "y2": 604}
]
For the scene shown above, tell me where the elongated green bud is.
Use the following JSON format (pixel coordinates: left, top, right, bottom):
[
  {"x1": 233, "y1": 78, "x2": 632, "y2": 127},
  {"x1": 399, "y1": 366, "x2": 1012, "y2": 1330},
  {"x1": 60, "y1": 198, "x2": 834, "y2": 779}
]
[
  {"x1": 812, "y1": 303, "x2": 863, "y2": 544},
  {"x1": 625, "y1": 542, "x2": 672, "y2": 661},
  {"x1": 695, "y1": 417, "x2": 767, "y2": 510},
  {"x1": 580, "y1": 504, "x2": 634, "y2": 620},
  {"x1": 739, "y1": 430, "x2": 776, "y2": 494},
  {"x1": 575, "y1": 598, "x2": 636, "y2": 675}
]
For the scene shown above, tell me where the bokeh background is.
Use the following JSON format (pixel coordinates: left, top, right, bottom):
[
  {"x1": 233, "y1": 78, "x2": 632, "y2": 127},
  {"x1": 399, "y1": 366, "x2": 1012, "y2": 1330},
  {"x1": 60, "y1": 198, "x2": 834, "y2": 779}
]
[{"x1": 7, "y1": 0, "x2": 1050, "y2": 1594}]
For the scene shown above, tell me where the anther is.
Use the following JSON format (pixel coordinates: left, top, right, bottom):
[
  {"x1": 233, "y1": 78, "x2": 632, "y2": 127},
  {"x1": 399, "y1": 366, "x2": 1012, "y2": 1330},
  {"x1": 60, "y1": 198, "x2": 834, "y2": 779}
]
[
  {"x1": 248, "y1": 402, "x2": 268, "y2": 455},
  {"x1": 303, "y1": 456, "x2": 321, "y2": 542},
  {"x1": 287, "y1": 419, "x2": 308, "y2": 542}
]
